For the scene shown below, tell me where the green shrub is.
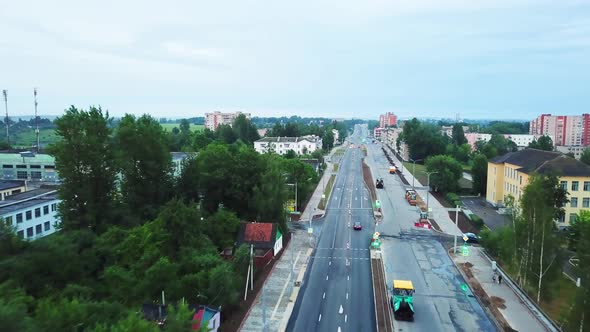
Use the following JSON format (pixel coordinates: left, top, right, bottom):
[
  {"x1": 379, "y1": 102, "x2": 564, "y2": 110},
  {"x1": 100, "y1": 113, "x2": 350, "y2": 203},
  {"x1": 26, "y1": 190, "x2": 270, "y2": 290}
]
[
  {"x1": 453, "y1": 200, "x2": 463, "y2": 208},
  {"x1": 469, "y1": 214, "x2": 484, "y2": 229},
  {"x1": 446, "y1": 192, "x2": 459, "y2": 204}
]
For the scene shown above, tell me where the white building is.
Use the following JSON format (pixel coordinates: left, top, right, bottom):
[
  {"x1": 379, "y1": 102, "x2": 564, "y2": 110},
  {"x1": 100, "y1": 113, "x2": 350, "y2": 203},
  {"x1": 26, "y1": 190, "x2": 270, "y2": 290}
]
[
  {"x1": 0, "y1": 188, "x2": 60, "y2": 240},
  {"x1": 204, "y1": 111, "x2": 251, "y2": 131},
  {"x1": 504, "y1": 134, "x2": 555, "y2": 148},
  {"x1": 556, "y1": 146, "x2": 587, "y2": 159},
  {"x1": 441, "y1": 125, "x2": 470, "y2": 137},
  {"x1": 254, "y1": 135, "x2": 323, "y2": 155},
  {"x1": 332, "y1": 129, "x2": 340, "y2": 144}
]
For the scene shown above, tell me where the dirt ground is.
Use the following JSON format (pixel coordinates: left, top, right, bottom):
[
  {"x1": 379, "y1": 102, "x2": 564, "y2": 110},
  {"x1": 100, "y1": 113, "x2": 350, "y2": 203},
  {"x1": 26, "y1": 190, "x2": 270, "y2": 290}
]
[
  {"x1": 447, "y1": 211, "x2": 481, "y2": 235},
  {"x1": 459, "y1": 262, "x2": 517, "y2": 332},
  {"x1": 362, "y1": 159, "x2": 377, "y2": 202},
  {"x1": 222, "y1": 234, "x2": 291, "y2": 332}
]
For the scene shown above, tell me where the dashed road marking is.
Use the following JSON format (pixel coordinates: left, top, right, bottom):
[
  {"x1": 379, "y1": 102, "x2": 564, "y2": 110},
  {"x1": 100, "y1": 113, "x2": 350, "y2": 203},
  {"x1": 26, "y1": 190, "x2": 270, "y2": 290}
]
[
  {"x1": 318, "y1": 314, "x2": 322, "y2": 322},
  {"x1": 326, "y1": 275, "x2": 329, "y2": 280},
  {"x1": 323, "y1": 292, "x2": 326, "y2": 299}
]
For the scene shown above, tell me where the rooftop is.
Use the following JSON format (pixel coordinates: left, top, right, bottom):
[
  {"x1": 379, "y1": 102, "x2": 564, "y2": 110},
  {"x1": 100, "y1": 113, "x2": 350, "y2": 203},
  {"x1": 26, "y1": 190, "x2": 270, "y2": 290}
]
[
  {"x1": 0, "y1": 180, "x2": 26, "y2": 191},
  {"x1": 0, "y1": 152, "x2": 55, "y2": 164},
  {"x1": 255, "y1": 135, "x2": 322, "y2": 143},
  {"x1": 0, "y1": 188, "x2": 59, "y2": 215},
  {"x1": 490, "y1": 149, "x2": 590, "y2": 176}
]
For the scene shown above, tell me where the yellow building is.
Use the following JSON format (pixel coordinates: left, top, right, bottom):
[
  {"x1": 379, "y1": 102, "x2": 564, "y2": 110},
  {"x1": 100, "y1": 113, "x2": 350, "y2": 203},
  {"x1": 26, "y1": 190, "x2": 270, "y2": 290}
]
[{"x1": 486, "y1": 149, "x2": 590, "y2": 227}]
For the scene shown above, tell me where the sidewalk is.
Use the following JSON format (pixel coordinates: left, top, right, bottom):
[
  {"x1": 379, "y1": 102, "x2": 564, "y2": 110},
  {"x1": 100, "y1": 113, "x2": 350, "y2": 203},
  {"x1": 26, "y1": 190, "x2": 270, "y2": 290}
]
[
  {"x1": 390, "y1": 151, "x2": 462, "y2": 236},
  {"x1": 238, "y1": 146, "x2": 341, "y2": 332},
  {"x1": 451, "y1": 247, "x2": 549, "y2": 332}
]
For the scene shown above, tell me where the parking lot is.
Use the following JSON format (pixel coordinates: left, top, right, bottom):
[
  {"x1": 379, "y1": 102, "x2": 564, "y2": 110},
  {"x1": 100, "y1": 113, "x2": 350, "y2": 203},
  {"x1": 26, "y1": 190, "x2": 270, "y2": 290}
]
[{"x1": 460, "y1": 197, "x2": 510, "y2": 231}]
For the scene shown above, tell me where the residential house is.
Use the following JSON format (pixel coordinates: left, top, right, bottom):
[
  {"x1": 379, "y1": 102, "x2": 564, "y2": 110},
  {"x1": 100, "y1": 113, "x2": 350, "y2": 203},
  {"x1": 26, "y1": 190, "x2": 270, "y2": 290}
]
[
  {"x1": 236, "y1": 222, "x2": 283, "y2": 268},
  {"x1": 254, "y1": 135, "x2": 322, "y2": 155},
  {"x1": 205, "y1": 111, "x2": 251, "y2": 130},
  {"x1": 486, "y1": 149, "x2": 590, "y2": 227},
  {"x1": 0, "y1": 187, "x2": 60, "y2": 240},
  {"x1": 142, "y1": 303, "x2": 221, "y2": 331}
]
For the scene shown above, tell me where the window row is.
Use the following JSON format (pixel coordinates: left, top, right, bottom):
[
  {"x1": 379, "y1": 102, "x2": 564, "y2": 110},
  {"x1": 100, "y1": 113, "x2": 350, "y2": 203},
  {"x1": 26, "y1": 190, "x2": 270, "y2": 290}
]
[
  {"x1": 3, "y1": 203, "x2": 57, "y2": 225},
  {"x1": 568, "y1": 197, "x2": 590, "y2": 208},
  {"x1": 16, "y1": 221, "x2": 52, "y2": 239},
  {"x1": 560, "y1": 181, "x2": 590, "y2": 192}
]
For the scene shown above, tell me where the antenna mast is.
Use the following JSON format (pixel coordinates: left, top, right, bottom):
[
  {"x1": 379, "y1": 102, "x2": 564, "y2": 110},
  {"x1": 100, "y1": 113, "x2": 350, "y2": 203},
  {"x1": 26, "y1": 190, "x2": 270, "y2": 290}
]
[
  {"x1": 2, "y1": 90, "x2": 8, "y2": 147},
  {"x1": 34, "y1": 88, "x2": 39, "y2": 152}
]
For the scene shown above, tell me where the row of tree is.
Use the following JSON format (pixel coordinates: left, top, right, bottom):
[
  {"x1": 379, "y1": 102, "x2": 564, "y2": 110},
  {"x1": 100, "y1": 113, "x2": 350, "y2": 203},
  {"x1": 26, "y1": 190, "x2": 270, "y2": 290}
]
[{"x1": 0, "y1": 106, "x2": 325, "y2": 330}]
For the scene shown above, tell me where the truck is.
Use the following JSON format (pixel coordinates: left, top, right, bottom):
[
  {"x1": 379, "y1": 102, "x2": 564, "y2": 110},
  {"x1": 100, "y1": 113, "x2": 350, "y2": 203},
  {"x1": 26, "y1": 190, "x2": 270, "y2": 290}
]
[
  {"x1": 389, "y1": 166, "x2": 396, "y2": 174},
  {"x1": 405, "y1": 189, "x2": 417, "y2": 206},
  {"x1": 392, "y1": 280, "x2": 415, "y2": 321}
]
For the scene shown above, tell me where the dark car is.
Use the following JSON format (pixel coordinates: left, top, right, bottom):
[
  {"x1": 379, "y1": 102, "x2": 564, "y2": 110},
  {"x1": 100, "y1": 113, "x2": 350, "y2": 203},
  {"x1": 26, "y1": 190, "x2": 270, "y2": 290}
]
[
  {"x1": 353, "y1": 221, "x2": 362, "y2": 230},
  {"x1": 464, "y1": 233, "x2": 479, "y2": 244}
]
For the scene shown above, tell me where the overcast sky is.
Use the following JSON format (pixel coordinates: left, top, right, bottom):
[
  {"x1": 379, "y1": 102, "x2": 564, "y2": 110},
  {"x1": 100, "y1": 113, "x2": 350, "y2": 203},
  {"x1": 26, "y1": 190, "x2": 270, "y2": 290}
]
[{"x1": 1, "y1": 0, "x2": 589, "y2": 120}]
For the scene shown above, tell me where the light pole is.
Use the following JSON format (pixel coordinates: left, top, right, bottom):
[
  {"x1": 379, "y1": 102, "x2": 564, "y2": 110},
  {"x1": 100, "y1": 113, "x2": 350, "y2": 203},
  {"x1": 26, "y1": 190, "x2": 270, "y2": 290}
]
[
  {"x1": 410, "y1": 158, "x2": 422, "y2": 190},
  {"x1": 425, "y1": 171, "x2": 439, "y2": 218},
  {"x1": 454, "y1": 204, "x2": 459, "y2": 254}
]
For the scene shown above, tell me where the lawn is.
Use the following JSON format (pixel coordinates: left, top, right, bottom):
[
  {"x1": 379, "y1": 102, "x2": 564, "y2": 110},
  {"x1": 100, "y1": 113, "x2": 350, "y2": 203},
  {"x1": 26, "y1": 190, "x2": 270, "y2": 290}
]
[
  {"x1": 12, "y1": 128, "x2": 60, "y2": 148},
  {"x1": 318, "y1": 174, "x2": 336, "y2": 210},
  {"x1": 539, "y1": 275, "x2": 578, "y2": 325},
  {"x1": 160, "y1": 123, "x2": 204, "y2": 132},
  {"x1": 403, "y1": 161, "x2": 473, "y2": 190},
  {"x1": 333, "y1": 163, "x2": 339, "y2": 172}
]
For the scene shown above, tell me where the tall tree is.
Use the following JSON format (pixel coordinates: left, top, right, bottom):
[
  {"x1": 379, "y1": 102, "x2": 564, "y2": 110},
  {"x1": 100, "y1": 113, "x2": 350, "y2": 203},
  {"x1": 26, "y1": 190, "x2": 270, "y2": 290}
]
[
  {"x1": 451, "y1": 124, "x2": 467, "y2": 145},
  {"x1": 232, "y1": 114, "x2": 260, "y2": 145},
  {"x1": 528, "y1": 136, "x2": 553, "y2": 151},
  {"x1": 48, "y1": 106, "x2": 117, "y2": 233},
  {"x1": 115, "y1": 114, "x2": 173, "y2": 221},
  {"x1": 581, "y1": 148, "x2": 590, "y2": 166},
  {"x1": 471, "y1": 153, "x2": 488, "y2": 196},
  {"x1": 566, "y1": 211, "x2": 590, "y2": 332},
  {"x1": 322, "y1": 130, "x2": 334, "y2": 151},
  {"x1": 425, "y1": 155, "x2": 463, "y2": 193}
]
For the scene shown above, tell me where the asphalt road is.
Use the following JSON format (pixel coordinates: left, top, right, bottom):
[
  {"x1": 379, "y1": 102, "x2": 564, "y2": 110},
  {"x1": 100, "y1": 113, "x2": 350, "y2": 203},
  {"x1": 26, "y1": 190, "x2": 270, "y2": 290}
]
[
  {"x1": 287, "y1": 126, "x2": 376, "y2": 332},
  {"x1": 364, "y1": 127, "x2": 496, "y2": 332}
]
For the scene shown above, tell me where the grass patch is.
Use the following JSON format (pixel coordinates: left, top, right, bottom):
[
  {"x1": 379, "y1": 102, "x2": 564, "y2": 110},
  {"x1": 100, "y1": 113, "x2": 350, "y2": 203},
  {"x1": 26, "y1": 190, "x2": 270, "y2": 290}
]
[
  {"x1": 402, "y1": 162, "x2": 428, "y2": 185},
  {"x1": 539, "y1": 275, "x2": 578, "y2": 325},
  {"x1": 12, "y1": 128, "x2": 60, "y2": 148},
  {"x1": 333, "y1": 163, "x2": 339, "y2": 172},
  {"x1": 160, "y1": 123, "x2": 204, "y2": 132},
  {"x1": 459, "y1": 177, "x2": 473, "y2": 189},
  {"x1": 318, "y1": 175, "x2": 336, "y2": 210},
  {"x1": 462, "y1": 164, "x2": 472, "y2": 172}
]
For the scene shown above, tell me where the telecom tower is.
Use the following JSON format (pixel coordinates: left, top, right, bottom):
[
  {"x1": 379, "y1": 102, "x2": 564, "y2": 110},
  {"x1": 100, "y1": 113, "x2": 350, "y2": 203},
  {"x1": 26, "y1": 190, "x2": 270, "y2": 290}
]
[
  {"x1": 34, "y1": 88, "x2": 40, "y2": 152},
  {"x1": 2, "y1": 90, "x2": 8, "y2": 147}
]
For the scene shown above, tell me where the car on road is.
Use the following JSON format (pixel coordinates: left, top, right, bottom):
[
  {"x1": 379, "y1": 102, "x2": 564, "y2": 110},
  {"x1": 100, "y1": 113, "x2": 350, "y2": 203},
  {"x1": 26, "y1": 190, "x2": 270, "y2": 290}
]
[
  {"x1": 464, "y1": 233, "x2": 479, "y2": 244},
  {"x1": 353, "y1": 221, "x2": 362, "y2": 230}
]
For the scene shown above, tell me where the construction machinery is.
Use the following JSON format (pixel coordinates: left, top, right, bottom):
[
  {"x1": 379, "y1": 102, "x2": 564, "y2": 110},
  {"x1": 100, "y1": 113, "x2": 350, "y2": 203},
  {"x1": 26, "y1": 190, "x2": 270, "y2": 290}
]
[
  {"x1": 389, "y1": 166, "x2": 397, "y2": 174},
  {"x1": 392, "y1": 280, "x2": 415, "y2": 321},
  {"x1": 405, "y1": 189, "x2": 417, "y2": 206},
  {"x1": 414, "y1": 211, "x2": 431, "y2": 229},
  {"x1": 376, "y1": 178, "x2": 384, "y2": 189}
]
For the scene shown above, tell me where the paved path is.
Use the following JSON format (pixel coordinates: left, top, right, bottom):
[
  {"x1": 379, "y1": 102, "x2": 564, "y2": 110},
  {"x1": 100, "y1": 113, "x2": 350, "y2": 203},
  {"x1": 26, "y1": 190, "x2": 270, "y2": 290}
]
[
  {"x1": 240, "y1": 146, "x2": 342, "y2": 332},
  {"x1": 451, "y1": 247, "x2": 547, "y2": 332}
]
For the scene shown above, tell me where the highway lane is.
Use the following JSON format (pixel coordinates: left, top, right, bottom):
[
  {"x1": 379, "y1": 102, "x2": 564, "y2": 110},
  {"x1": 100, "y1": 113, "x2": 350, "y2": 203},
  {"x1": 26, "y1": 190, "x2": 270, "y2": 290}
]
[
  {"x1": 363, "y1": 126, "x2": 495, "y2": 332},
  {"x1": 288, "y1": 126, "x2": 376, "y2": 332}
]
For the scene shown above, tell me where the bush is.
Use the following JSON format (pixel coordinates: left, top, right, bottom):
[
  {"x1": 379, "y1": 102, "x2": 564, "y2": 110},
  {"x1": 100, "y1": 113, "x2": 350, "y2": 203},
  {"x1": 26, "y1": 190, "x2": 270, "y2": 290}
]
[
  {"x1": 469, "y1": 214, "x2": 484, "y2": 229},
  {"x1": 446, "y1": 192, "x2": 459, "y2": 204},
  {"x1": 453, "y1": 200, "x2": 463, "y2": 208}
]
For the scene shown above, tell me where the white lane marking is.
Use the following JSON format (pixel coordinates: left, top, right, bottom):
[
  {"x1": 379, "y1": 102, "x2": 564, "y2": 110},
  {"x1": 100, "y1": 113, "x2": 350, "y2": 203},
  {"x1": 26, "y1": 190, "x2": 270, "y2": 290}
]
[
  {"x1": 326, "y1": 275, "x2": 329, "y2": 280},
  {"x1": 339, "y1": 304, "x2": 344, "y2": 314},
  {"x1": 329, "y1": 261, "x2": 331, "y2": 266},
  {"x1": 347, "y1": 275, "x2": 350, "y2": 281},
  {"x1": 323, "y1": 292, "x2": 326, "y2": 299},
  {"x1": 318, "y1": 314, "x2": 322, "y2": 322},
  {"x1": 345, "y1": 315, "x2": 348, "y2": 323},
  {"x1": 346, "y1": 293, "x2": 349, "y2": 299},
  {"x1": 338, "y1": 327, "x2": 342, "y2": 332}
]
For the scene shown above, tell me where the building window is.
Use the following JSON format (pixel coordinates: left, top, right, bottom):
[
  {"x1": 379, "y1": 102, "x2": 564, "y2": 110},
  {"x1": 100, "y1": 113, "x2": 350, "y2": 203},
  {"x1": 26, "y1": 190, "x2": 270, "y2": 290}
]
[
  {"x1": 36, "y1": 224, "x2": 42, "y2": 235},
  {"x1": 44, "y1": 221, "x2": 50, "y2": 231},
  {"x1": 558, "y1": 214, "x2": 565, "y2": 223},
  {"x1": 29, "y1": 165, "x2": 41, "y2": 169},
  {"x1": 17, "y1": 171, "x2": 27, "y2": 179},
  {"x1": 51, "y1": 203, "x2": 57, "y2": 211},
  {"x1": 43, "y1": 205, "x2": 49, "y2": 215},
  {"x1": 17, "y1": 230, "x2": 24, "y2": 239},
  {"x1": 26, "y1": 227, "x2": 33, "y2": 238},
  {"x1": 16, "y1": 213, "x2": 22, "y2": 223},
  {"x1": 584, "y1": 181, "x2": 590, "y2": 191},
  {"x1": 572, "y1": 181, "x2": 579, "y2": 191},
  {"x1": 31, "y1": 171, "x2": 42, "y2": 179},
  {"x1": 571, "y1": 197, "x2": 578, "y2": 208},
  {"x1": 16, "y1": 165, "x2": 26, "y2": 169},
  {"x1": 560, "y1": 181, "x2": 568, "y2": 190},
  {"x1": 35, "y1": 208, "x2": 41, "y2": 218},
  {"x1": 5, "y1": 216, "x2": 12, "y2": 226},
  {"x1": 570, "y1": 213, "x2": 577, "y2": 223},
  {"x1": 26, "y1": 210, "x2": 32, "y2": 220},
  {"x1": 11, "y1": 189, "x2": 21, "y2": 195},
  {"x1": 583, "y1": 198, "x2": 590, "y2": 208}
]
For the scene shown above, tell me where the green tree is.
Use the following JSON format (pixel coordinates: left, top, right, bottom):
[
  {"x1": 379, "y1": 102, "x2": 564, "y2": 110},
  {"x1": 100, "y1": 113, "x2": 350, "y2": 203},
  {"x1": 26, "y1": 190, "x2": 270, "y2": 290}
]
[
  {"x1": 566, "y1": 211, "x2": 590, "y2": 331},
  {"x1": 322, "y1": 130, "x2": 334, "y2": 151},
  {"x1": 402, "y1": 118, "x2": 447, "y2": 160},
  {"x1": 115, "y1": 114, "x2": 173, "y2": 221},
  {"x1": 176, "y1": 156, "x2": 201, "y2": 203},
  {"x1": 232, "y1": 114, "x2": 260, "y2": 145},
  {"x1": 47, "y1": 106, "x2": 117, "y2": 233},
  {"x1": 164, "y1": 302, "x2": 196, "y2": 332},
  {"x1": 216, "y1": 124, "x2": 237, "y2": 144},
  {"x1": 203, "y1": 208, "x2": 240, "y2": 249},
  {"x1": 581, "y1": 148, "x2": 590, "y2": 166},
  {"x1": 472, "y1": 154, "x2": 488, "y2": 196},
  {"x1": 451, "y1": 124, "x2": 467, "y2": 145},
  {"x1": 568, "y1": 210, "x2": 590, "y2": 251},
  {"x1": 424, "y1": 155, "x2": 463, "y2": 193},
  {"x1": 89, "y1": 312, "x2": 160, "y2": 332},
  {"x1": 193, "y1": 131, "x2": 213, "y2": 151},
  {"x1": 528, "y1": 136, "x2": 553, "y2": 151},
  {"x1": 0, "y1": 281, "x2": 34, "y2": 331},
  {"x1": 0, "y1": 220, "x2": 27, "y2": 259}
]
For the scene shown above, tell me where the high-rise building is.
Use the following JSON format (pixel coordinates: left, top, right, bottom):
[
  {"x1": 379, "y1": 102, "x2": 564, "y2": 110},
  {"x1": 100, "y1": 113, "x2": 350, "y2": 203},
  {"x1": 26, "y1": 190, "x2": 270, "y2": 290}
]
[
  {"x1": 529, "y1": 114, "x2": 590, "y2": 146},
  {"x1": 379, "y1": 112, "x2": 397, "y2": 128},
  {"x1": 204, "y1": 111, "x2": 251, "y2": 131}
]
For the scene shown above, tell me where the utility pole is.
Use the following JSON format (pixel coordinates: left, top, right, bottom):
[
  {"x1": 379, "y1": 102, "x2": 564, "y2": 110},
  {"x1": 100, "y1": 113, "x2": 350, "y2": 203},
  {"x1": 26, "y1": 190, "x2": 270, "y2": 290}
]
[
  {"x1": 34, "y1": 88, "x2": 39, "y2": 152},
  {"x1": 454, "y1": 205, "x2": 459, "y2": 254},
  {"x1": 3, "y1": 90, "x2": 9, "y2": 147},
  {"x1": 425, "y1": 171, "x2": 439, "y2": 218}
]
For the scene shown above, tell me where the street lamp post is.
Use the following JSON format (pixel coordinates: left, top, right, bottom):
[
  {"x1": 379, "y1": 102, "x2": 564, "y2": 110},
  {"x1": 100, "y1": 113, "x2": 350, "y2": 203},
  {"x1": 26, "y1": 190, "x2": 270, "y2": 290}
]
[
  {"x1": 410, "y1": 158, "x2": 422, "y2": 190},
  {"x1": 425, "y1": 171, "x2": 439, "y2": 218}
]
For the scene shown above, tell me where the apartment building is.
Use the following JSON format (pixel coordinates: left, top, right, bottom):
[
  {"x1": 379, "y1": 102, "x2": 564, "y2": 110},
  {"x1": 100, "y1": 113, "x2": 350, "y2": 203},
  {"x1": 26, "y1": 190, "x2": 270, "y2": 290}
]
[
  {"x1": 441, "y1": 125, "x2": 469, "y2": 137},
  {"x1": 464, "y1": 133, "x2": 554, "y2": 151},
  {"x1": 380, "y1": 127, "x2": 410, "y2": 160},
  {"x1": 0, "y1": 188, "x2": 60, "y2": 240},
  {"x1": 486, "y1": 149, "x2": 590, "y2": 227},
  {"x1": 254, "y1": 135, "x2": 323, "y2": 155},
  {"x1": 379, "y1": 112, "x2": 397, "y2": 128},
  {"x1": 530, "y1": 114, "x2": 590, "y2": 146},
  {"x1": 204, "y1": 111, "x2": 251, "y2": 131}
]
